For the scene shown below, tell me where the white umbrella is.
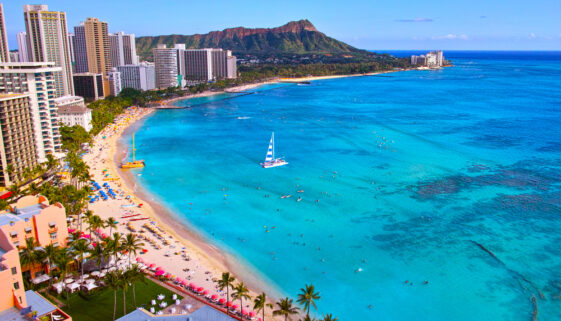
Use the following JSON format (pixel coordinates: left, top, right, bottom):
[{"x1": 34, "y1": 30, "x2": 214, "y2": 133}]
[
  {"x1": 65, "y1": 278, "x2": 74, "y2": 284},
  {"x1": 91, "y1": 271, "x2": 100, "y2": 277},
  {"x1": 98, "y1": 272, "x2": 106, "y2": 278}
]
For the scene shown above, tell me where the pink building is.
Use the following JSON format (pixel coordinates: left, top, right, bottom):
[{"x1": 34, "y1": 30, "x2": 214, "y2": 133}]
[{"x1": 0, "y1": 195, "x2": 69, "y2": 278}]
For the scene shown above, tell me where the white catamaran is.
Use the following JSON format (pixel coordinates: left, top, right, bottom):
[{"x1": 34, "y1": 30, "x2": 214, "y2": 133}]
[{"x1": 261, "y1": 132, "x2": 288, "y2": 168}]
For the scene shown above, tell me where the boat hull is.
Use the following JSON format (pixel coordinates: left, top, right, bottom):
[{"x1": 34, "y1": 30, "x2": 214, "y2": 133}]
[
  {"x1": 121, "y1": 161, "x2": 145, "y2": 169},
  {"x1": 261, "y1": 159, "x2": 288, "y2": 168}
]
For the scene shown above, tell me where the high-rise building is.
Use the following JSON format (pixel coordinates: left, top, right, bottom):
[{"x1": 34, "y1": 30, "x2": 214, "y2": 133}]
[
  {"x1": 0, "y1": 4, "x2": 9, "y2": 63},
  {"x1": 67, "y1": 33, "x2": 75, "y2": 70},
  {"x1": 73, "y1": 72, "x2": 104, "y2": 101},
  {"x1": 107, "y1": 68, "x2": 122, "y2": 96},
  {"x1": 73, "y1": 24, "x2": 88, "y2": 73},
  {"x1": 23, "y1": 5, "x2": 74, "y2": 97},
  {"x1": 17, "y1": 32, "x2": 29, "y2": 62},
  {"x1": 109, "y1": 31, "x2": 138, "y2": 68},
  {"x1": 154, "y1": 44, "x2": 178, "y2": 88},
  {"x1": 0, "y1": 94, "x2": 38, "y2": 186},
  {"x1": 180, "y1": 48, "x2": 237, "y2": 82},
  {"x1": 117, "y1": 62, "x2": 155, "y2": 91},
  {"x1": 0, "y1": 62, "x2": 64, "y2": 162},
  {"x1": 9, "y1": 52, "x2": 19, "y2": 62},
  {"x1": 83, "y1": 17, "x2": 111, "y2": 94}
]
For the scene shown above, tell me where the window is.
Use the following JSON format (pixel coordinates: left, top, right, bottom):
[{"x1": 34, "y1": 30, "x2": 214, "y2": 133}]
[
  {"x1": 13, "y1": 282, "x2": 19, "y2": 290},
  {"x1": 11, "y1": 267, "x2": 17, "y2": 275},
  {"x1": 50, "y1": 232, "x2": 57, "y2": 240}
]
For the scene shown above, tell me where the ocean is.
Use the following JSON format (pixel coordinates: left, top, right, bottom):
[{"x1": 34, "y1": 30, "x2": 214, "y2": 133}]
[{"x1": 122, "y1": 51, "x2": 561, "y2": 320}]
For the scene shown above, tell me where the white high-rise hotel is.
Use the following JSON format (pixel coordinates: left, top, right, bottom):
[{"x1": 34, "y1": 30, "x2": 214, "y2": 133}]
[
  {"x1": 23, "y1": 5, "x2": 74, "y2": 97},
  {"x1": 109, "y1": 31, "x2": 138, "y2": 67}
]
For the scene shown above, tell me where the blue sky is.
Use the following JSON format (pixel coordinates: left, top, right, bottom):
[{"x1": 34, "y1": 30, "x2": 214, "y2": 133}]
[{"x1": 4, "y1": 0, "x2": 561, "y2": 50}]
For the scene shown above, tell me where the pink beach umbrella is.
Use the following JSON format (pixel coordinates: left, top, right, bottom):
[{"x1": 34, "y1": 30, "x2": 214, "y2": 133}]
[
  {"x1": 231, "y1": 305, "x2": 239, "y2": 310},
  {"x1": 142, "y1": 248, "x2": 148, "y2": 253},
  {"x1": 226, "y1": 301, "x2": 233, "y2": 307},
  {"x1": 149, "y1": 263, "x2": 156, "y2": 268},
  {"x1": 202, "y1": 290, "x2": 209, "y2": 295},
  {"x1": 249, "y1": 311, "x2": 256, "y2": 317},
  {"x1": 181, "y1": 280, "x2": 188, "y2": 286},
  {"x1": 189, "y1": 283, "x2": 196, "y2": 289},
  {"x1": 68, "y1": 228, "x2": 76, "y2": 233},
  {"x1": 211, "y1": 294, "x2": 218, "y2": 300},
  {"x1": 135, "y1": 257, "x2": 143, "y2": 262},
  {"x1": 156, "y1": 267, "x2": 163, "y2": 271},
  {"x1": 242, "y1": 309, "x2": 248, "y2": 315},
  {"x1": 176, "y1": 277, "x2": 183, "y2": 283},
  {"x1": 197, "y1": 287, "x2": 204, "y2": 293},
  {"x1": 155, "y1": 270, "x2": 165, "y2": 276},
  {"x1": 218, "y1": 298, "x2": 226, "y2": 304}
]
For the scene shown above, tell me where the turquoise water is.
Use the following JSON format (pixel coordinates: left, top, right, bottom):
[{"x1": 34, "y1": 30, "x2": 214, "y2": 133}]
[{"x1": 124, "y1": 52, "x2": 561, "y2": 320}]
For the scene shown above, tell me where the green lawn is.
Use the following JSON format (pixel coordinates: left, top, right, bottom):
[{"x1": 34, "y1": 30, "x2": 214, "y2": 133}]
[{"x1": 60, "y1": 279, "x2": 183, "y2": 321}]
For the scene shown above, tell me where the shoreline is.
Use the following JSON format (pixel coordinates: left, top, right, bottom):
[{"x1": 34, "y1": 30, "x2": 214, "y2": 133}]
[{"x1": 84, "y1": 107, "x2": 283, "y2": 320}]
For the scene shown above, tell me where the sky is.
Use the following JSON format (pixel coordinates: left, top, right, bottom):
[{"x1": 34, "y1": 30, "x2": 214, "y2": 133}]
[{"x1": 3, "y1": 0, "x2": 561, "y2": 51}]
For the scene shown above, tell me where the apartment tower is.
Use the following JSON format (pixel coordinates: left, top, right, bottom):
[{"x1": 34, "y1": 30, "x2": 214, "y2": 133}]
[
  {"x1": 0, "y1": 3, "x2": 9, "y2": 62},
  {"x1": 109, "y1": 31, "x2": 138, "y2": 67},
  {"x1": 17, "y1": 32, "x2": 29, "y2": 62},
  {"x1": 73, "y1": 24, "x2": 88, "y2": 72},
  {"x1": 23, "y1": 5, "x2": 74, "y2": 97},
  {"x1": 83, "y1": 17, "x2": 111, "y2": 95},
  {"x1": 153, "y1": 44, "x2": 178, "y2": 88}
]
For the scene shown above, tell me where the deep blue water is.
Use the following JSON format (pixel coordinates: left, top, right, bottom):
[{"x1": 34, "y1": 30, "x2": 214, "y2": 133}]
[{"x1": 123, "y1": 51, "x2": 561, "y2": 320}]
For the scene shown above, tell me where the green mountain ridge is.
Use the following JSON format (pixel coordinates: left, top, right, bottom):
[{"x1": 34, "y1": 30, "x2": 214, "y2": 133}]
[{"x1": 135, "y1": 20, "x2": 368, "y2": 59}]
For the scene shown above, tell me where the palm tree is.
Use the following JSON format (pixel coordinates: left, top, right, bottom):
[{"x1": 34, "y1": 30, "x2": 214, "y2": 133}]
[
  {"x1": 273, "y1": 297, "x2": 299, "y2": 321},
  {"x1": 232, "y1": 282, "x2": 251, "y2": 316},
  {"x1": 105, "y1": 232, "x2": 123, "y2": 267},
  {"x1": 106, "y1": 270, "x2": 121, "y2": 321},
  {"x1": 55, "y1": 252, "x2": 74, "y2": 307},
  {"x1": 254, "y1": 292, "x2": 273, "y2": 321},
  {"x1": 106, "y1": 217, "x2": 117, "y2": 235},
  {"x1": 89, "y1": 215, "x2": 105, "y2": 242},
  {"x1": 89, "y1": 242, "x2": 106, "y2": 270},
  {"x1": 300, "y1": 316, "x2": 317, "y2": 321},
  {"x1": 72, "y1": 239, "x2": 89, "y2": 281},
  {"x1": 217, "y1": 272, "x2": 235, "y2": 315},
  {"x1": 8, "y1": 184, "x2": 21, "y2": 199},
  {"x1": 122, "y1": 233, "x2": 144, "y2": 265},
  {"x1": 297, "y1": 284, "x2": 320, "y2": 317},
  {"x1": 321, "y1": 314, "x2": 338, "y2": 321},
  {"x1": 120, "y1": 269, "x2": 130, "y2": 316},
  {"x1": 126, "y1": 265, "x2": 146, "y2": 308},
  {"x1": 46, "y1": 154, "x2": 58, "y2": 171},
  {"x1": 19, "y1": 237, "x2": 40, "y2": 272},
  {"x1": 41, "y1": 244, "x2": 61, "y2": 287}
]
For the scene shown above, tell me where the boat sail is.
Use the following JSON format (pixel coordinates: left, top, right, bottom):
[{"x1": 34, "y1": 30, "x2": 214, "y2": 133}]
[
  {"x1": 261, "y1": 132, "x2": 288, "y2": 168},
  {"x1": 121, "y1": 133, "x2": 145, "y2": 168}
]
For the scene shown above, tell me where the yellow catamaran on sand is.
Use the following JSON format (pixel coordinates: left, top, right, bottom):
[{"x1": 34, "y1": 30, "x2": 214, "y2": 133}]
[{"x1": 121, "y1": 133, "x2": 145, "y2": 168}]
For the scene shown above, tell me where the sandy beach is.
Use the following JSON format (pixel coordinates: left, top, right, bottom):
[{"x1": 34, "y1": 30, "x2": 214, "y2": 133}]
[{"x1": 81, "y1": 104, "x2": 283, "y2": 320}]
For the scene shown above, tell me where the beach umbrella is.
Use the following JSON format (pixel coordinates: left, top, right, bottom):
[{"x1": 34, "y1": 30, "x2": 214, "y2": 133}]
[
  {"x1": 142, "y1": 249, "x2": 148, "y2": 253},
  {"x1": 176, "y1": 277, "x2": 183, "y2": 283},
  {"x1": 181, "y1": 280, "x2": 188, "y2": 286},
  {"x1": 242, "y1": 309, "x2": 248, "y2": 315},
  {"x1": 135, "y1": 257, "x2": 143, "y2": 262},
  {"x1": 218, "y1": 298, "x2": 226, "y2": 304},
  {"x1": 156, "y1": 267, "x2": 163, "y2": 271},
  {"x1": 231, "y1": 305, "x2": 239, "y2": 310},
  {"x1": 211, "y1": 294, "x2": 218, "y2": 300},
  {"x1": 249, "y1": 311, "x2": 256, "y2": 317},
  {"x1": 155, "y1": 270, "x2": 165, "y2": 276},
  {"x1": 226, "y1": 301, "x2": 233, "y2": 307},
  {"x1": 189, "y1": 283, "x2": 196, "y2": 289},
  {"x1": 197, "y1": 287, "x2": 204, "y2": 293},
  {"x1": 202, "y1": 290, "x2": 209, "y2": 295},
  {"x1": 149, "y1": 263, "x2": 156, "y2": 268}
]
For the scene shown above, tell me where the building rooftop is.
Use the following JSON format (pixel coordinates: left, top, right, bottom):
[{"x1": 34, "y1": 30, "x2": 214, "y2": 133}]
[
  {"x1": 25, "y1": 290, "x2": 57, "y2": 317},
  {"x1": 0, "y1": 203, "x2": 45, "y2": 227},
  {"x1": 0, "y1": 307, "x2": 28, "y2": 321},
  {"x1": 54, "y1": 95, "x2": 84, "y2": 105},
  {"x1": 116, "y1": 306, "x2": 237, "y2": 321},
  {"x1": 73, "y1": 72, "x2": 102, "y2": 77},
  {"x1": 0, "y1": 93, "x2": 29, "y2": 101},
  {"x1": 58, "y1": 105, "x2": 91, "y2": 114}
]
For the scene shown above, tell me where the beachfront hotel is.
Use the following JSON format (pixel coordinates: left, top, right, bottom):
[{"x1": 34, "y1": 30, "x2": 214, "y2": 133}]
[
  {"x1": 154, "y1": 44, "x2": 179, "y2": 88},
  {"x1": 23, "y1": 5, "x2": 75, "y2": 97},
  {"x1": 109, "y1": 31, "x2": 138, "y2": 68},
  {"x1": 0, "y1": 195, "x2": 72, "y2": 320},
  {"x1": 0, "y1": 94, "x2": 38, "y2": 186},
  {"x1": 57, "y1": 104, "x2": 93, "y2": 132},
  {"x1": 117, "y1": 62, "x2": 156, "y2": 91},
  {"x1": 0, "y1": 62, "x2": 64, "y2": 162},
  {"x1": 73, "y1": 72, "x2": 105, "y2": 101}
]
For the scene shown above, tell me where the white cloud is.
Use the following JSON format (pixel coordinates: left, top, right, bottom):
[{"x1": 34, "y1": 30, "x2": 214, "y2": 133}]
[
  {"x1": 431, "y1": 34, "x2": 469, "y2": 40},
  {"x1": 529, "y1": 32, "x2": 536, "y2": 39}
]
